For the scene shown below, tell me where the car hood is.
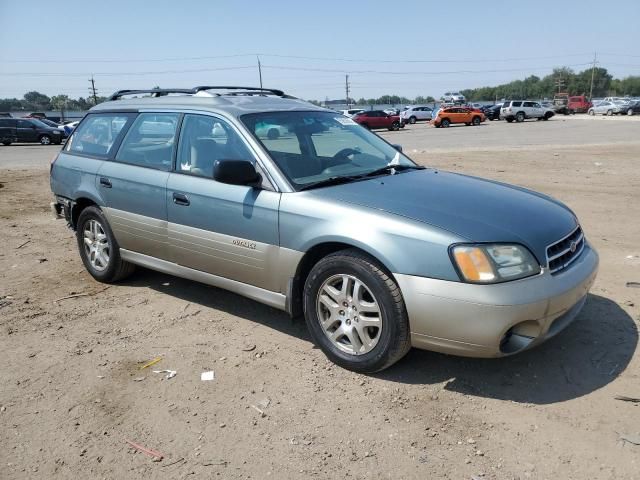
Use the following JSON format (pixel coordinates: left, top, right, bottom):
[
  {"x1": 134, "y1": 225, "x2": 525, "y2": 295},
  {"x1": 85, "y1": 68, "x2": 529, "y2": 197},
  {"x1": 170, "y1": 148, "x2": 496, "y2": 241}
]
[{"x1": 306, "y1": 169, "x2": 577, "y2": 263}]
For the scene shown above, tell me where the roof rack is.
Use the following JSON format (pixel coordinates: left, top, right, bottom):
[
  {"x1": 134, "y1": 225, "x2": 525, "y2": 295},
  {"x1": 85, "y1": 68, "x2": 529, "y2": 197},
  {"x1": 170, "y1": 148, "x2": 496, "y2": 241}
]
[
  {"x1": 108, "y1": 86, "x2": 294, "y2": 102},
  {"x1": 107, "y1": 88, "x2": 195, "y2": 101},
  {"x1": 193, "y1": 86, "x2": 287, "y2": 97}
]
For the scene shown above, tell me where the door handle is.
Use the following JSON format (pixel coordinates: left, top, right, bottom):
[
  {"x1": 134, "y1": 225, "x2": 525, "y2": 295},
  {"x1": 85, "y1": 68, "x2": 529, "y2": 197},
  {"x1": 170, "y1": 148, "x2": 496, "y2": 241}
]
[
  {"x1": 99, "y1": 177, "x2": 112, "y2": 188},
  {"x1": 172, "y1": 192, "x2": 190, "y2": 206}
]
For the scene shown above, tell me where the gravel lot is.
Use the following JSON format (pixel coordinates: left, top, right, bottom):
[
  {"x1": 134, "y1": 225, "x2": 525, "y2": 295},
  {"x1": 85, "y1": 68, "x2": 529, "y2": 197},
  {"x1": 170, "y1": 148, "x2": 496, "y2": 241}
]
[{"x1": 1, "y1": 116, "x2": 639, "y2": 479}]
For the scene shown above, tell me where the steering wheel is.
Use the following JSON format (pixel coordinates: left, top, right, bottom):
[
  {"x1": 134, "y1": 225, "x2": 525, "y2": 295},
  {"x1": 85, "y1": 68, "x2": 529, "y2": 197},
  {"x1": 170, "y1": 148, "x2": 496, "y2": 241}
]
[{"x1": 333, "y1": 148, "x2": 360, "y2": 160}]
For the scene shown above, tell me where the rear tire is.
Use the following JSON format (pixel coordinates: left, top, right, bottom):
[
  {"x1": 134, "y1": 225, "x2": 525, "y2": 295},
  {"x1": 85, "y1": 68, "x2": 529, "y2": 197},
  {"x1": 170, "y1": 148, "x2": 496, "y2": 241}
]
[
  {"x1": 506, "y1": 118, "x2": 514, "y2": 123},
  {"x1": 303, "y1": 249, "x2": 411, "y2": 373},
  {"x1": 2, "y1": 141, "x2": 11, "y2": 146},
  {"x1": 39, "y1": 135, "x2": 51, "y2": 145},
  {"x1": 628, "y1": 109, "x2": 634, "y2": 116},
  {"x1": 76, "y1": 206, "x2": 135, "y2": 283},
  {"x1": 472, "y1": 116, "x2": 481, "y2": 126},
  {"x1": 409, "y1": 116, "x2": 416, "y2": 124},
  {"x1": 515, "y1": 112, "x2": 525, "y2": 123}
]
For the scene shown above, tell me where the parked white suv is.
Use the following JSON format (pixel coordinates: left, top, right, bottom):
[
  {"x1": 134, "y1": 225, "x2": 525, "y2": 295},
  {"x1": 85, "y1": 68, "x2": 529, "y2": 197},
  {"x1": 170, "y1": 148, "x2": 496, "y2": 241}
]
[
  {"x1": 501, "y1": 100, "x2": 555, "y2": 123},
  {"x1": 441, "y1": 92, "x2": 465, "y2": 103},
  {"x1": 400, "y1": 105, "x2": 433, "y2": 124},
  {"x1": 340, "y1": 108, "x2": 365, "y2": 117}
]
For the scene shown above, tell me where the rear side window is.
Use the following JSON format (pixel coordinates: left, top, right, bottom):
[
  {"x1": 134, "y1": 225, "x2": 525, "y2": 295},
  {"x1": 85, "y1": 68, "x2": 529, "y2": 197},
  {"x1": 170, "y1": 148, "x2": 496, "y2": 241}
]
[
  {"x1": 523, "y1": 102, "x2": 534, "y2": 107},
  {"x1": 67, "y1": 113, "x2": 132, "y2": 158},
  {"x1": 0, "y1": 119, "x2": 12, "y2": 127},
  {"x1": 511, "y1": 101, "x2": 522, "y2": 107},
  {"x1": 115, "y1": 113, "x2": 180, "y2": 171}
]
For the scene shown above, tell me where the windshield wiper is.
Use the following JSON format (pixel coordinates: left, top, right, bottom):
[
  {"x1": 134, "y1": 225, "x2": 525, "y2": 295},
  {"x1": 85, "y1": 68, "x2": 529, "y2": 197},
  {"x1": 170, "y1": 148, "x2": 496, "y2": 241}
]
[
  {"x1": 298, "y1": 175, "x2": 364, "y2": 191},
  {"x1": 298, "y1": 165, "x2": 425, "y2": 191},
  {"x1": 359, "y1": 164, "x2": 425, "y2": 178}
]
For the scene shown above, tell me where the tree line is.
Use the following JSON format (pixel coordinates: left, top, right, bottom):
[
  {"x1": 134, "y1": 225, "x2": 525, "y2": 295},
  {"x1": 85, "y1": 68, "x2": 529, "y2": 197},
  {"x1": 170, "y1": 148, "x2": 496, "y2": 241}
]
[
  {"x1": 460, "y1": 67, "x2": 640, "y2": 102},
  {"x1": 0, "y1": 91, "x2": 106, "y2": 113}
]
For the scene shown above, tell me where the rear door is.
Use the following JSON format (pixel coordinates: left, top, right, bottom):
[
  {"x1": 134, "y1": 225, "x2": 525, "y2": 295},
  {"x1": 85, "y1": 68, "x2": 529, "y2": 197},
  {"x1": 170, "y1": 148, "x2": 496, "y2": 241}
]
[
  {"x1": 166, "y1": 113, "x2": 281, "y2": 290},
  {"x1": 97, "y1": 112, "x2": 180, "y2": 260}
]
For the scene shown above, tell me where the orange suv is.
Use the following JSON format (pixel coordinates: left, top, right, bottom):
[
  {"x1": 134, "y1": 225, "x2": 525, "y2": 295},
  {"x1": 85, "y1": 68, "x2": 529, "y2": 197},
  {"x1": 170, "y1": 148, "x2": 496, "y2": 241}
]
[{"x1": 433, "y1": 107, "x2": 485, "y2": 128}]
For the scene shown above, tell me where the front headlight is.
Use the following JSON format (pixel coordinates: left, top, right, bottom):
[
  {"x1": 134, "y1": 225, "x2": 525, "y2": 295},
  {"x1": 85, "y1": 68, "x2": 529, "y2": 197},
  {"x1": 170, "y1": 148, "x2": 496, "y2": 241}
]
[{"x1": 451, "y1": 244, "x2": 541, "y2": 284}]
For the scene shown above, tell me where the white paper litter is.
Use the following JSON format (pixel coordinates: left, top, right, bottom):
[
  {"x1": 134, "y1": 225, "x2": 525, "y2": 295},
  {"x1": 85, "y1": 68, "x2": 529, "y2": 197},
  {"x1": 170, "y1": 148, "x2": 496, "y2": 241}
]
[
  {"x1": 200, "y1": 371, "x2": 215, "y2": 381},
  {"x1": 153, "y1": 369, "x2": 177, "y2": 379}
]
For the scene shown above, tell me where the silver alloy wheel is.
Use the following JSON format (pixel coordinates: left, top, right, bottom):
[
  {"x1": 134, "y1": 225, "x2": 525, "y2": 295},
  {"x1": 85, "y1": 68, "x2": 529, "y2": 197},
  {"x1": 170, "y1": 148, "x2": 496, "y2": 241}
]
[
  {"x1": 316, "y1": 274, "x2": 382, "y2": 355},
  {"x1": 40, "y1": 136, "x2": 51, "y2": 145},
  {"x1": 83, "y1": 219, "x2": 110, "y2": 271}
]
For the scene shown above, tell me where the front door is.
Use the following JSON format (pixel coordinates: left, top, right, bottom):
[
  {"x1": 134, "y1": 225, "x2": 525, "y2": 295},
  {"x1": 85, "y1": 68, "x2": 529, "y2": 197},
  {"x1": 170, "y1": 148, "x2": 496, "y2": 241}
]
[
  {"x1": 166, "y1": 113, "x2": 281, "y2": 291},
  {"x1": 97, "y1": 112, "x2": 180, "y2": 260}
]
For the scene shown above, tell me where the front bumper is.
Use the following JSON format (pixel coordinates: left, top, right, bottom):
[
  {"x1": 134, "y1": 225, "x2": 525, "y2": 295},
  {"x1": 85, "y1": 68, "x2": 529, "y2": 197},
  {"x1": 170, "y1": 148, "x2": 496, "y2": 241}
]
[{"x1": 395, "y1": 244, "x2": 599, "y2": 357}]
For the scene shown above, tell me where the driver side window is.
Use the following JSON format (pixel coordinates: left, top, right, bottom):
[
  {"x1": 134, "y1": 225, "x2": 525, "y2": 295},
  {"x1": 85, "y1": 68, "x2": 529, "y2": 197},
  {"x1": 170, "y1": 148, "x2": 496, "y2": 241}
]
[{"x1": 177, "y1": 114, "x2": 254, "y2": 178}]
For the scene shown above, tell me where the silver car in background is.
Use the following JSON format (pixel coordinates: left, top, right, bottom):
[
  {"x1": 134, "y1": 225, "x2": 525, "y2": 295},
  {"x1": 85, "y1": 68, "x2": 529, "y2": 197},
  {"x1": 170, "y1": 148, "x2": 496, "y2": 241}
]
[
  {"x1": 50, "y1": 86, "x2": 598, "y2": 373},
  {"x1": 588, "y1": 101, "x2": 622, "y2": 116}
]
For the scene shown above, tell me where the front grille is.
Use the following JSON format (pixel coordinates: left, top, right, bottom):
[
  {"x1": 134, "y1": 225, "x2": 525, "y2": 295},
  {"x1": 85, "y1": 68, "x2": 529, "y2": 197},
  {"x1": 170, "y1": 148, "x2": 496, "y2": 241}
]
[{"x1": 546, "y1": 225, "x2": 585, "y2": 274}]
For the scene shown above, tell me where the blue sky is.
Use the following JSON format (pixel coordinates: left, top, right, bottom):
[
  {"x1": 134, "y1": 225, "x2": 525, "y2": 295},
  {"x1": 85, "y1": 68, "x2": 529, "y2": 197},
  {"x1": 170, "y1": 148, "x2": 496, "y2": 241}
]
[{"x1": 1, "y1": 0, "x2": 639, "y2": 100}]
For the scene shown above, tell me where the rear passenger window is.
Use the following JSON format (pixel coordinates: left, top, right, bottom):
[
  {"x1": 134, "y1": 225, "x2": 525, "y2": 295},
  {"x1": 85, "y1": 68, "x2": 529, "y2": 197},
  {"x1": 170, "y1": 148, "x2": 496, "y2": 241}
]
[
  {"x1": 67, "y1": 114, "x2": 132, "y2": 157},
  {"x1": 115, "y1": 113, "x2": 180, "y2": 171},
  {"x1": 512, "y1": 101, "x2": 522, "y2": 107},
  {"x1": 177, "y1": 114, "x2": 254, "y2": 178}
]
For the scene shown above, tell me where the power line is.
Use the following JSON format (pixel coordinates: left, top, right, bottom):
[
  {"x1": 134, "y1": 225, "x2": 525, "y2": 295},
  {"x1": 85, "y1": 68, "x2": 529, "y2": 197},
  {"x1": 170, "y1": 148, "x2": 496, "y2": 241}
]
[
  {"x1": 0, "y1": 52, "x2": 597, "y2": 65},
  {"x1": 0, "y1": 65, "x2": 256, "y2": 77},
  {"x1": 260, "y1": 62, "x2": 594, "y2": 76}
]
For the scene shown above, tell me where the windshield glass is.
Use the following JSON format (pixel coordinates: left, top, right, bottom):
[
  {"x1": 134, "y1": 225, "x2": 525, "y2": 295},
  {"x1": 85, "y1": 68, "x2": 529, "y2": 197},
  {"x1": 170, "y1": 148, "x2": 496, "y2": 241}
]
[
  {"x1": 30, "y1": 119, "x2": 51, "y2": 128},
  {"x1": 241, "y1": 111, "x2": 417, "y2": 190}
]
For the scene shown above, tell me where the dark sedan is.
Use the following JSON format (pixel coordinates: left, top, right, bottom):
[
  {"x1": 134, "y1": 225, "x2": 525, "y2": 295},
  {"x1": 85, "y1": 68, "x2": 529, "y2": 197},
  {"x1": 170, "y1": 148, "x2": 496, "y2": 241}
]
[
  {"x1": 482, "y1": 104, "x2": 503, "y2": 121},
  {"x1": 624, "y1": 101, "x2": 640, "y2": 116}
]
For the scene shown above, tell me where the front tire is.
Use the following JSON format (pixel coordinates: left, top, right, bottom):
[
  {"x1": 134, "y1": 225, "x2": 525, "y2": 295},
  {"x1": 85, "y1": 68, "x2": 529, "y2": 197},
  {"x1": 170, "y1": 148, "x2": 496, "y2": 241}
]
[
  {"x1": 390, "y1": 121, "x2": 400, "y2": 131},
  {"x1": 588, "y1": 109, "x2": 595, "y2": 116},
  {"x1": 440, "y1": 118, "x2": 450, "y2": 128},
  {"x1": 76, "y1": 206, "x2": 135, "y2": 283},
  {"x1": 628, "y1": 108, "x2": 634, "y2": 116},
  {"x1": 303, "y1": 249, "x2": 411, "y2": 373},
  {"x1": 2, "y1": 141, "x2": 11, "y2": 146},
  {"x1": 606, "y1": 110, "x2": 613, "y2": 116}
]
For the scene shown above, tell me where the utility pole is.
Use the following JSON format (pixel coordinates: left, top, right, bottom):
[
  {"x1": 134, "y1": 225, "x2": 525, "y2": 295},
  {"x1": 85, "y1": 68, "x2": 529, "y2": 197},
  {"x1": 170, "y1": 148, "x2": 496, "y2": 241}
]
[
  {"x1": 88, "y1": 76, "x2": 98, "y2": 105},
  {"x1": 345, "y1": 74, "x2": 350, "y2": 108},
  {"x1": 257, "y1": 56, "x2": 263, "y2": 88},
  {"x1": 589, "y1": 52, "x2": 598, "y2": 100},
  {"x1": 554, "y1": 76, "x2": 565, "y2": 94}
]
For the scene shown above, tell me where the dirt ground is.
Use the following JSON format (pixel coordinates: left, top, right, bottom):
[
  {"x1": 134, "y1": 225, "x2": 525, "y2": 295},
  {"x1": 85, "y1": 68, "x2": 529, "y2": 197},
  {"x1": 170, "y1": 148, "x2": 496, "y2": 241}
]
[{"x1": 1, "y1": 120, "x2": 639, "y2": 479}]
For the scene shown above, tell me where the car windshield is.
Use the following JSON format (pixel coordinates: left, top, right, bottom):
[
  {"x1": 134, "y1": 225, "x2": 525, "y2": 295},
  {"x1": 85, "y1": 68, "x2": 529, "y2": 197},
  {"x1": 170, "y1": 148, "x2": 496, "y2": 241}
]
[
  {"x1": 30, "y1": 119, "x2": 50, "y2": 128},
  {"x1": 241, "y1": 111, "x2": 417, "y2": 190}
]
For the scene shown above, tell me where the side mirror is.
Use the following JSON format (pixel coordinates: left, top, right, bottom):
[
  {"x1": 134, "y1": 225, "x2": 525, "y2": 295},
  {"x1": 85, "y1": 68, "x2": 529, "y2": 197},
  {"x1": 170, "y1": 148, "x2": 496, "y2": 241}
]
[
  {"x1": 213, "y1": 159, "x2": 261, "y2": 187},
  {"x1": 392, "y1": 144, "x2": 402, "y2": 152}
]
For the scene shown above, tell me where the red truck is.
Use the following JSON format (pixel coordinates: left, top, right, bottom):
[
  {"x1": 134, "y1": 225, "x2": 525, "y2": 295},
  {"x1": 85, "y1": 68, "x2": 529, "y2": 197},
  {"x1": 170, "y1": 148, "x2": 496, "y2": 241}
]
[{"x1": 568, "y1": 95, "x2": 592, "y2": 114}]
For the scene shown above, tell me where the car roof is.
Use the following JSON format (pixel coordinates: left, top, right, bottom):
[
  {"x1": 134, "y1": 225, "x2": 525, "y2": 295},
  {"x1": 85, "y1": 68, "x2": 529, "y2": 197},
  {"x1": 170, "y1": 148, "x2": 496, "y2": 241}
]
[{"x1": 90, "y1": 91, "x2": 328, "y2": 119}]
